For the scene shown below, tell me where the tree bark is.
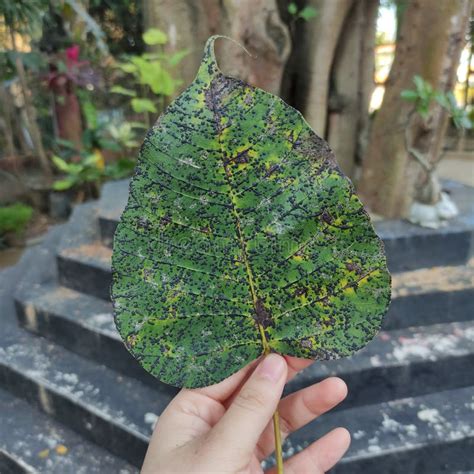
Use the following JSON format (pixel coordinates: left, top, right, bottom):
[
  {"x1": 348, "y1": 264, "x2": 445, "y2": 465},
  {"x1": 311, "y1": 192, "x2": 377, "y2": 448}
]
[
  {"x1": 0, "y1": 85, "x2": 17, "y2": 160},
  {"x1": 292, "y1": 0, "x2": 354, "y2": 136},
  {"x1": 327, "y1": 0, "x2": 378, "y2": 178},
  {"x1": 358, "y1": 0, "x2": 471, "y2": 218},
  {"x1": 9, "y1": 30, "x2": 52, "y2": 178},
  {"x1": 49, "y1": 74, "x2": 84, "y2": 151},
  {"x1": 143, "y1": 0, "x2": 290, "y2": 96}
]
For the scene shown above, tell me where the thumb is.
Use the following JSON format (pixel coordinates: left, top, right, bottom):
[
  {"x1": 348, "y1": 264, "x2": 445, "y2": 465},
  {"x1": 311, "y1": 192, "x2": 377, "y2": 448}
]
[{"x1": 208, "y1": 354, "x2": 287, "y2": 457}]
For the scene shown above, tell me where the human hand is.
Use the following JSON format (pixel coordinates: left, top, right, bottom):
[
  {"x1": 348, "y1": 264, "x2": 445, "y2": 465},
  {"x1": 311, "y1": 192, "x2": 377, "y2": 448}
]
[{"x1": 141, "y1": 354, "x2": 350, "y2": 473}]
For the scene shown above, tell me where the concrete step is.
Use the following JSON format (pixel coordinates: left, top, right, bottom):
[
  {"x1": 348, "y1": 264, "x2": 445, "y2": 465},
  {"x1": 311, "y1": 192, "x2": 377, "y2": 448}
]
[
  {"x1": 290, "y1": 385, "x2": 474, "y2": 473},
  {"x1": 2, "y1": 327, "x2": 472, "y2": 474},
  {"x1": 97, "y1": 179, "x2": 474, "y2": 272},
  {"x1": 14, "y1": 283, "x2": 178, "y2": 394},
  {"x1": 388, "y1": 257, "x2": 474, "y2": 330},
  {"x1": 0, "y1": 327, "x2": 173, "y2": 467},
  {"x1": 57, "y1": 242, "x2": 112, "y2": 301},
  {"x1": 14, "y1": 282, "x2": 474, "y2": 412},
  {"x1": 285, "y1": 320, "x2": 474, "y2": 410},
  {"x1": 0, "y1": 388, "x2": 136, "y2": 473},
  {"x1": 55, "y1": 239, "x2": 474, "y2": 330}
]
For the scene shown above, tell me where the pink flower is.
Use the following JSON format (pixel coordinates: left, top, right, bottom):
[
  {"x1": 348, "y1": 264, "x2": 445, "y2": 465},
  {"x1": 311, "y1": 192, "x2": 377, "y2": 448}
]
[{"x1": 66, "y1": 45, "x2": 80, "y2": 63}]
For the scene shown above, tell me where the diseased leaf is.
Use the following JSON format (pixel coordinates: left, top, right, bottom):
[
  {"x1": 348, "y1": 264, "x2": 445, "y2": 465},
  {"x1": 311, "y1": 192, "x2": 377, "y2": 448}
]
[{"x1": 111, "y1": 36, "x2": 391, "y2": 389}]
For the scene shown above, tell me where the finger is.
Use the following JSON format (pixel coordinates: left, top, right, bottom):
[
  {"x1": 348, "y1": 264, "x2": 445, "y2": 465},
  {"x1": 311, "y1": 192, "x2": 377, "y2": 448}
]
[
  {"x1": 190, "y1": 358, "x2": 260, "y2": 403},
  {"x1": 285, "y1": 356, "x2": 313, "y2": 380},
  {"x1": 208, "y1": 354, "x2": 287, "y2": 458},
  {"x1": 256, "y1": 377, "x2": 348, "y2": 460},
  {"x1": 267, "y1": 427, "x2": 351, "y2": 474},
  {"x1": 223, "y1": 355, "x2": 314, "y2": 409}
]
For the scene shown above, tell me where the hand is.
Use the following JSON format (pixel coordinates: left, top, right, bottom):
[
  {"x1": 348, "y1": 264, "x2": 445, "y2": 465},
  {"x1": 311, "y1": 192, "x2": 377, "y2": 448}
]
[{"x1": 142, "y1": 354, "x2": 350, "y2": 473}]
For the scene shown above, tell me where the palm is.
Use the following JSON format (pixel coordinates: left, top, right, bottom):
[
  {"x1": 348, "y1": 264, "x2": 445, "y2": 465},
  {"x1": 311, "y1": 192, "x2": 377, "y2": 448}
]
[{"x1": 143, "y1": 356, "x2": 350, "y2": 473}]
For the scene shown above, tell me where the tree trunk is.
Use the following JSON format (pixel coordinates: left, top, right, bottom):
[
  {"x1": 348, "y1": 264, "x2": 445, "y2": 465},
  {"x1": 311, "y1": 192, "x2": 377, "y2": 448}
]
[
  {"x1": 10, "y1": 31, "x2": 52, "y2": 178},
  {"x1": 358, "y1": 0, "x2": 471, "y2": 218},
  {"x1": 143, "y1": 0, "x2": 217, "y2": 91},
  {"x1": 49, "y1": 74, "x2": 84, "y2": 151},
  {"x1": 143, "y1": 0, "x2": 290, "y2": 95},
  {"x1": 327, "y1": 0, "x2": 378, "y2": 177},
  {"x1": 291, "y1": 0, "x2": 354, "y2": 136},
  {"x1": 0, "y1": 85, "x2": 17, "y2": 160}
]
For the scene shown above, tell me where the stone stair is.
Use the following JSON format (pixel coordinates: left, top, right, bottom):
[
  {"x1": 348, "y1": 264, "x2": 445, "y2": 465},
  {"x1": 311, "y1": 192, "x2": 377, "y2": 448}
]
[{"x1": 1, "y1": 178, "x2": 473, "y2": 473}]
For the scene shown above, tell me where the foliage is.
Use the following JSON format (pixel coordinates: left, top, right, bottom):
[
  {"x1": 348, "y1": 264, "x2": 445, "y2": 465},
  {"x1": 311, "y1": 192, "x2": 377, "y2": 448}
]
[
  {"x1": 0, "y1": 0, "x2": 47, "y2": 34},
  {"x1": 401, "y1": 75, "x2": 472, "y2": 129},
  {"x1": 112, "y1": 28, "x2": 188, "y2": 117},
  {"x1": 0, "y1": 203, "x2": 33, "y2": 236},
  {"x1": 88, "y1": 0, "x2": 144, "y2": 55},
  {"x1": 287, "y1": 2, "x2": 317, "y2": 21},
  {"x1": 52, "y1": 153, "x2": 104, "y2": 190},
  {"x1": 111, "y1": 36, "x2": 391, "y2": 390},
  {"x1": 0, "y1": 50, "x2": 46, "y2": 81},
  {"x1": 51, "y1": 100, "x2": 137, "y2": 191},
  {"x1": 51, "y1": 152, "x2": 134, "y2": 191}
]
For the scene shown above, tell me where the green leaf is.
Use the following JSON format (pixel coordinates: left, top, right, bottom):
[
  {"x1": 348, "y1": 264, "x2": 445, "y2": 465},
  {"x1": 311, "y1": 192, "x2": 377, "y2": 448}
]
[
  {"x1": 288, "y1": 2, "x2": 298, "y2": 15},
  {"x1": 51, "y1": 155, "x2": 71, "y2": 172},
  {"x1": 298, "y1": 6, "x2": 317, "y2": 21},
  {"x1": 53, "y1": 178, "x2": 76, "y2": 191},
  {"x1": 167, "y1": 49, "x2": 190, "y2": 66},
  {"x1": 143, "y1": 28, "x2": 168, "y2": 45},
  {"x1": 117, "y1": 62, "x2": 137, "y2": 74},
  {"x1": 111, "y1": 36, "x2": 391, "y2": 389},
  {"x1": 131, "y1": 98, "x2": 158, "y2": 114},
  {"x1": 400, "y1": 90, "x2": 418, "y2": 102},
  {"x1": 55, "y1": 138, "x2": 77, "y2": 150},
  {"x1": 81, "y1": 100, "x2": 98, "y2": 130},
  {"x1": 111, "y1": 85, "x2": 137, "y2": 97},
  {"x1": 413, "y1": 74, "x2": 425, "y2": 92}
]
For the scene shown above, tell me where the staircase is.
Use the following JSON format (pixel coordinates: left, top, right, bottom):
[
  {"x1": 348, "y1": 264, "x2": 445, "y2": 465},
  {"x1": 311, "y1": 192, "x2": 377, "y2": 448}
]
[{"x1": 1, "y1": 179, "x2": 473, "y2": 473}]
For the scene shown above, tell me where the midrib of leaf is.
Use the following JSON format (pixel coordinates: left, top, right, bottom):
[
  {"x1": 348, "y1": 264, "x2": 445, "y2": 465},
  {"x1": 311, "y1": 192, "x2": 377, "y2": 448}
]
[{"x1": 208, "y1": 76, "x2": 271, "y2": 355}]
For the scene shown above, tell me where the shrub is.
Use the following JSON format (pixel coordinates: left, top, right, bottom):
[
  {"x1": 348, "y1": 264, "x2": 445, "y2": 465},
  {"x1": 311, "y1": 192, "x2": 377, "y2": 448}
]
[{"x1": 0, "y1": 204, "x2": 34, "y2": 237}]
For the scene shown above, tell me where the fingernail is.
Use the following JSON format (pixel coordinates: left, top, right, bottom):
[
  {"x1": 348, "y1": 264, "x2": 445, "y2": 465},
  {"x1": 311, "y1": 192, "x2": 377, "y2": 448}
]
[{"x1": 256, "y1": 354, "x2": 285, "y2": 382}]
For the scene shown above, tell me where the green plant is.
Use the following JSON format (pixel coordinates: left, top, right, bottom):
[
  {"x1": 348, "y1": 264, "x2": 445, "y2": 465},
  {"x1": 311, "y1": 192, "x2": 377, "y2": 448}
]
[
  {"x1": 287, "y1": 2, "x2": 317, "y2": 21},
  {"x1": 51, "y1": 94, "x2": 138, "y2": 192},
  {"x1": 401, "y1": 75, "x2": 472, "y2": 129},
  {"x1": 111, "y1": 36, "x2": 390, "y2": 474},
  {"x1": 112, "y1": 28, "x2": 188, "y2": 123},
  {"x1": 0, "y1": 0, "x2": 47, "y2": 34},
  {"x1": 0, "y1": 203, "x2": 33, "y2": 236},
  {"x1": 52, "y1": 152, "x2": 134, "y2": 191},
  {"x1": 52, "y1": 153, "x2": 104, "y2": 190}
]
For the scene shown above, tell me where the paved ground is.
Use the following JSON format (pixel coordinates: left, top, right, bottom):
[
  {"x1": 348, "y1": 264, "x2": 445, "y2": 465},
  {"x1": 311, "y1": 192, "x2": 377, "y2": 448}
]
[{"x1": 438, "y1": 153, "x2": 474, "y2": 187}]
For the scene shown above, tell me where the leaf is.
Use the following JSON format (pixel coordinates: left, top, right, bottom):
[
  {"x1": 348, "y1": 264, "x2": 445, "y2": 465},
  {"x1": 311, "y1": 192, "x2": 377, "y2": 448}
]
[
  {"x1": 167, "y1": 49, "x2": 190, "y2": 66},
  {"x1": 413, "y1": 74, "x2": 425, "y2": 92},
  {"x1": 287, "y1": 2, "x2": 298, "y2": 15},
  {"x1": 400, "y1": 90, "x2": 418, "y2": 102},
  {"x1": 298, "y1": 6, "x2": 317, "y2": 21},
  {"x1": 131, "y1": 98, "x2": 157, "y2": 114},
  {"x1": 111, "y1": 36, "x2": 391, "y2": 389},
  {"x1": 143, "y1": 28, "x2": 168, "y2": 45},
  {"x1": 53, "y1": 178, "x2": 76, "y2": 191},
  {"x1": 117, "y1": 62, "x2": 137, "y2": 74},
  {"x1": 111, "y1": 85, "x2": 137, "y2": 97},
  {"x1": 52, "y1": 155, "x2": 71, "y2": 172}
]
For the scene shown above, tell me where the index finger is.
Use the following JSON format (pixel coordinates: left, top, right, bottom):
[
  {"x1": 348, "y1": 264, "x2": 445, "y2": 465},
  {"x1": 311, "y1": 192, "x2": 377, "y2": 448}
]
[{"x1": 192, "y1": 355, "x2": 313, "y2": 405}]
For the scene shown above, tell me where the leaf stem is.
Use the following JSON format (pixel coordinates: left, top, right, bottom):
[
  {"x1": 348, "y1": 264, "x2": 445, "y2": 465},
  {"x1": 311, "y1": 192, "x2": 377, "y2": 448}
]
[
  {"x1": 263, "y1": 346, "x2": 284, "y2": 473},
  {"x1": 272, "y1": 408, "x2": 284, "y2": 474}
]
